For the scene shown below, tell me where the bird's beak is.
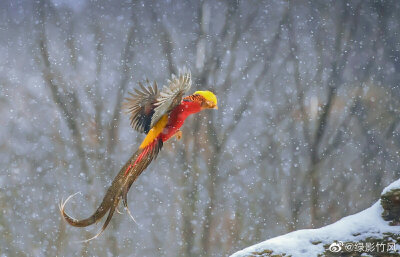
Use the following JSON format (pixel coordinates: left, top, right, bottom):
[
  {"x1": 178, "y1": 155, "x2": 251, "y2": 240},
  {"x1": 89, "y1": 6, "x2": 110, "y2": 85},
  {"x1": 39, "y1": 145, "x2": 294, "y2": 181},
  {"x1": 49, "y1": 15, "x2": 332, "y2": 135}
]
[{"x1": 206, "y1": 100, "x2": 218, "y2": 110}]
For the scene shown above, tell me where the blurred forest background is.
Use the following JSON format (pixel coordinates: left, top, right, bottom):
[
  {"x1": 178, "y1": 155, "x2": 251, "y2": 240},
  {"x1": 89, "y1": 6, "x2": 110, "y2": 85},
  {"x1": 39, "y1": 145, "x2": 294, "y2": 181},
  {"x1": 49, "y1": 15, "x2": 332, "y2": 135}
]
[{"x1": 1, "y1": 0, "x2": 400, "y2": 256}]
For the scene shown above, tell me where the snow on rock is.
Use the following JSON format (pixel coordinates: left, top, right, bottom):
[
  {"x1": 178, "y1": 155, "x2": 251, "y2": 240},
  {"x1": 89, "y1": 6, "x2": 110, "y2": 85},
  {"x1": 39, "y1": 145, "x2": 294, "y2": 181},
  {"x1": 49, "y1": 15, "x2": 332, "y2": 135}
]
[
  {"x1": 231, "y1": 179, "x2": 400, "y2": 257},
  {"x1": 382, "y1": 179, "x2": 400, "y2": 195}
]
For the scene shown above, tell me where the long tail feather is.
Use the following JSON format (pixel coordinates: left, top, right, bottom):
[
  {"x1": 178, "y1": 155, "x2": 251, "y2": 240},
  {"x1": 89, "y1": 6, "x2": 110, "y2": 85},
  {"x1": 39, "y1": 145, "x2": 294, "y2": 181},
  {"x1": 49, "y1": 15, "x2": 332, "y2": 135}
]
[
  {"x1": 60, "y1": 138, "x2": 163, "y2": 240},
  {"x1": 79, "y1": 194, "x2": 121, "y2": 243},
  {"x1": 59, "y1": 162, "x2": 131, "y2": 228},
  {"x1": 60, "y1": 190, "x2": 112, "y2": 228}
]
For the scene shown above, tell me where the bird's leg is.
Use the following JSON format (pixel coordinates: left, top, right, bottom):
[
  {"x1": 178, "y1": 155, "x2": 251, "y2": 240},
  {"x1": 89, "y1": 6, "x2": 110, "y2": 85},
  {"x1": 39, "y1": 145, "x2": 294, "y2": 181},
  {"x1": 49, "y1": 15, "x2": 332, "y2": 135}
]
[{"x1": 174, "y1": 130, "x2": 182, "y2": 140}]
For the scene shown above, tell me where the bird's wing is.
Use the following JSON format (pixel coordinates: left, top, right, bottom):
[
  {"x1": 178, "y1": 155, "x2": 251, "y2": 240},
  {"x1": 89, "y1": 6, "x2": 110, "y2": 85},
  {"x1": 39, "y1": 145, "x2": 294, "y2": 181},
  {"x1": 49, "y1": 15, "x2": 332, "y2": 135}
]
[
  {"x1": 150, "y1": 68, "x2": 192, "y2": 128},
  {"x1": 123, "y1": 80, "x2": 159, "y2": 134}
]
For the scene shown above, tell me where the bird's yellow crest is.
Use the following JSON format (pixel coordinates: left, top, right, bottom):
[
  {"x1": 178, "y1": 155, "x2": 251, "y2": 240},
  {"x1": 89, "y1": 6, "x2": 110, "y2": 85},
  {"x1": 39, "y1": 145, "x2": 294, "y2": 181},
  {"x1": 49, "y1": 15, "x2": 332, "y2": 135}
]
[{"x1": 194, "y1": 90, "x2": 218, "y2": 108}]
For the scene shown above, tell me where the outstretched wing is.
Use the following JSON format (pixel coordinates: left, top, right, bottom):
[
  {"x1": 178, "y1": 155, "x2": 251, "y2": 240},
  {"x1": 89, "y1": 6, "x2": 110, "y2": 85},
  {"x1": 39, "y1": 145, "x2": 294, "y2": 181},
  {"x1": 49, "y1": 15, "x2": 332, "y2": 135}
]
[
  {"x1": 151, "y1": 68, "x2": 192, "y2": 128},
  {"x1": 123, "y1": 80, "x2": 159, "y2": 134}
]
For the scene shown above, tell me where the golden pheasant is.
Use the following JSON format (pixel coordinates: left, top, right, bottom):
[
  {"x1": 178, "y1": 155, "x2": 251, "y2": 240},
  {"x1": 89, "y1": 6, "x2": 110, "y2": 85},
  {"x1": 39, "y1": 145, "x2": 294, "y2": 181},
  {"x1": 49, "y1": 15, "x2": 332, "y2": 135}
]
[{"x1": 60, "y1": 68, "x2": 217, "y2": 241}]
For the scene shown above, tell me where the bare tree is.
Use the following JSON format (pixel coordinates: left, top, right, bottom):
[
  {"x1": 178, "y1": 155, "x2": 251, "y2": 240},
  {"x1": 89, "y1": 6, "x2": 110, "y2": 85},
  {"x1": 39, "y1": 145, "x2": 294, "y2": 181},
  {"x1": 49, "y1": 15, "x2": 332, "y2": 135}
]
[{"x1": 2, "y1": 1, "x2": 400, "y2": 256}]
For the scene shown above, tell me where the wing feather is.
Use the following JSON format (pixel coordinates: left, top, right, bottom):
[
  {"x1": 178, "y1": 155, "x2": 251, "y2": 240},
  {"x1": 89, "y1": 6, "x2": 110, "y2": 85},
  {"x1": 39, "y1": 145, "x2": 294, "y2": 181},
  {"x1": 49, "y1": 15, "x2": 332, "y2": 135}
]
[
  {"x1": 123, "y1": 80, "x2": 159, "y2": 133},
  {"x1": 151, "y1": 68, "x2": 192, "y2": 128}
]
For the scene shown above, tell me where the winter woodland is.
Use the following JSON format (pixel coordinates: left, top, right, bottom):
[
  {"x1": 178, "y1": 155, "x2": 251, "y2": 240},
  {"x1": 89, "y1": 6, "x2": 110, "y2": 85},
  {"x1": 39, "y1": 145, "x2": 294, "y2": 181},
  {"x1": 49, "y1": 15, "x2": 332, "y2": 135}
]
[{"x1": 1, "y1": 0, "x2": 400, "y2": 256}]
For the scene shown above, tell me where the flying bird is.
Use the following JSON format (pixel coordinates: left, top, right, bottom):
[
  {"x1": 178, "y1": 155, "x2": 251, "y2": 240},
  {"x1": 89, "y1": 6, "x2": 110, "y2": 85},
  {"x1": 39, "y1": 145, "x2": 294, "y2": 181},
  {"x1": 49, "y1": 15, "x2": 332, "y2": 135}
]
[{"x1": 60, "y1": 68, "x2": 218, "y2": 241}]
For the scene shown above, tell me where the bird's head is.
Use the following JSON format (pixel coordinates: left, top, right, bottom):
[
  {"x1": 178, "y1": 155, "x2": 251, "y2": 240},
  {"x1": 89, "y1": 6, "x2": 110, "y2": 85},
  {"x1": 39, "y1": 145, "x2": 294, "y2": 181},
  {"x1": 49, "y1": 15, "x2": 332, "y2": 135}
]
[{"x1": 194, "y1": 90, "x2": 218, "y2": 110}]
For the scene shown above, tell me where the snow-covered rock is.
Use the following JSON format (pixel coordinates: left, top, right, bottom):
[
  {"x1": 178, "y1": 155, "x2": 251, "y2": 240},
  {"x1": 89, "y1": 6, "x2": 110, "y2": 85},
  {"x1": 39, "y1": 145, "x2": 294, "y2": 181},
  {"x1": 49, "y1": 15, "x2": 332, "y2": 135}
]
[{"x1": 231, "y1": 179, "x2": 400, "y2": 257}]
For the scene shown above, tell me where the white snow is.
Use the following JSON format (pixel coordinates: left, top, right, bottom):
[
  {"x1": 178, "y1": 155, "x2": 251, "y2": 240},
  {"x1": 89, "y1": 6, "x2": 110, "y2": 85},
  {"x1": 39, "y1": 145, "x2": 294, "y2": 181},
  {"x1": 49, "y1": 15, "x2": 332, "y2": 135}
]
[
  {"x1": 382, "y1": 179, "x2": 400, "y2": 195},
  {"x1": 231, "y1": 179, "x2": 400, "y2": 257}
]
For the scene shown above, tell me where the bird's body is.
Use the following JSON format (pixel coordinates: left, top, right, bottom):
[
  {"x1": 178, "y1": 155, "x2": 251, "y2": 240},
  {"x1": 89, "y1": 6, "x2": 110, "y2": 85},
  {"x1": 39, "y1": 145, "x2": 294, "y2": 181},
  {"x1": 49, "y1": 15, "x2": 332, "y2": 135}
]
[
  {"x1": 124, "y1": 100, "x2": 202, "y2": 177},
  {"x1": 160, "y1": 99, "x2": 202, "y2": 141},
  {"x1": 140, "y1": 97, "x2": 201, "y2": 148},
  {"x1": 60, "y1": 69, "x2": 217, "y2": 241}
]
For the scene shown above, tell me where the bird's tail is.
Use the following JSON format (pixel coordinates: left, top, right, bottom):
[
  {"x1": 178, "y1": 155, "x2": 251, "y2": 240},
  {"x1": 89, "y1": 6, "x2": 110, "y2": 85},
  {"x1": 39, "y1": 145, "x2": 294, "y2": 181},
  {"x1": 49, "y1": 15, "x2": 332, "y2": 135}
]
[{"x1": 60, "y1": 138, "x2": 163, "y2": 242}]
